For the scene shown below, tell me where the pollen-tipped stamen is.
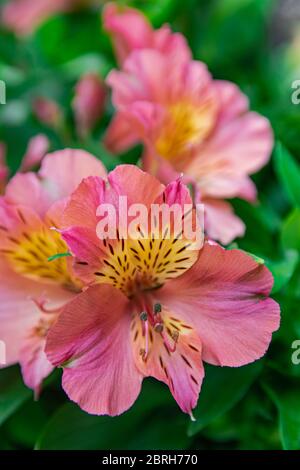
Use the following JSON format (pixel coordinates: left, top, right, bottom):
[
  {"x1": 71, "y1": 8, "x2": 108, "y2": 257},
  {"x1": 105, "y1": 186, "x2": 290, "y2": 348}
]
[{"x1": 153, "y1": 303, "x2": 162, "y2": 315}]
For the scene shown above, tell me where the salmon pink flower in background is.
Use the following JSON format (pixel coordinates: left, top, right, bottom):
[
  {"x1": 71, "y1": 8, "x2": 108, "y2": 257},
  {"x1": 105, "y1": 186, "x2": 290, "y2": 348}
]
[
  {"x1": 0, "y1": 148, "x2": 107, "y2": 395},
  {"x1": 103, "y1": 2, "x2": 191, "y2": 67},
  {"x1": 32, "y1": 97, "x2": 63, "y2": 130},
  {"x1": 46, "y1": 165, "x2": 279, "y2": 418},
  {"x1": 105, "y1": 48, "x2": 273, "y2": 245},
  {"x1": 1, "y1": 0, "x2": 91, "y2": 36},
  {"x1": 19, "y1": 134, "x2": 50, "y2": 172}
]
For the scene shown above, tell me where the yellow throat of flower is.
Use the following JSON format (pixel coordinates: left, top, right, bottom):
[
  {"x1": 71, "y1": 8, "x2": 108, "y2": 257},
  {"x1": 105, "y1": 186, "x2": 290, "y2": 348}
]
[
  {"x1": 155, "y1": 100, "x2": 217, "y2": 161},
  {"x1": 3, "y1": 226, "x2": 78, "y2": 291},
  {"x1": 84, "y1": 229, "x2": 199, "y2": 298}
]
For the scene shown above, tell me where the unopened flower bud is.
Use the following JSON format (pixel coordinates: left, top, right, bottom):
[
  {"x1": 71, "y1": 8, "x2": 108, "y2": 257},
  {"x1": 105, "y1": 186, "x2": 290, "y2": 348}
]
[
  {"x1": 33, "y1": 97, "x2": 62, "y2": 129},
  {"x1": 73, "y1": 73, "x2": 106, "y2": 139}
]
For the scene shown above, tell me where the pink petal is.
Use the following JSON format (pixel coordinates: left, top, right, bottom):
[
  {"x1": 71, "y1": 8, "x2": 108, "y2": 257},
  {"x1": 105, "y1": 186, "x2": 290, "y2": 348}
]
[
  {"x1": 104, "y1": 112, "x2": 140, "y2": 154},
  {"x1": 46, "y1": 285, "x2": 143, "y2": 416},
  {"x1": 131, "y1": 308, "x2": 204, "y2": 415},
  {"x1": 203, "y1": 198, "x2": 245, "y2": 245},
  {"x1": 107, "y1": 164, "x2": 164, "y2": 208},
  {"x1": 103, "y1": 3, "x2": 153, "y2": 66},
  {"x1": 158, "y1": 243, "x2": 280, "y2": 367},
  {"x1": 214, "y1": 80, "x2": 249, "y2": 124},
  {"x1": 153, "y1": 25, "x2": 191, "y2": 63},
  {"x1": 19, "y1": 134, "x2": 49, "y2": 172},
  {"x1": 187, "y1": 112, "x2": 273, "y2": 199},
  {"x1": 62, "y1": 176, "x2": 106, "y2": 229},
  {"x1": 1, "y1": 0, "x2": 74, "y2": 36},
  {"x1": 5, "y1": 172, "x2": 52, "y2": 216},
  {"x1": 142, "y1": 151, "x2": 180, "y2": 184},
  {"x1": 73, "y1": 73, "x2": 106, "y2": 139},
  {"x1": 103, "y1": 3, "x2": 190, "y2": 66},
  {"x1": 20, "y1": 332, "x2": 54, "y2": 395},
  {"x1": 39, "y1": 148, "x2": 107, "y2": 201},
  {"x1": 0, "y1": 257, "x2": 71, "y2": 366}
]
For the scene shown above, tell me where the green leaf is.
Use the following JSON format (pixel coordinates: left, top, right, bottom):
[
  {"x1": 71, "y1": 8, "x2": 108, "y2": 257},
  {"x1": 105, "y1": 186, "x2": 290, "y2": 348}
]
[
  {"x1": 264, "y1": 381, "x2": 300, "y2": 450},
  {"x1": 274, "y1": 142, "x2": 300, "y2": 207},
  {"x1": 266, "y1": 250, "x2": 299, "y2": 294},
  {"x1": 0, "y1": 366, "x2": 31, "y2": 426},
  {"x1": 281, "y1": 208, "x2": 300, "y2": 252},
  {"x1": 188, "y1": 362, "x2": 262, "y2": 436},
  {"x1": 36, "y1": 380, "x2": 187, "y2": 450}
]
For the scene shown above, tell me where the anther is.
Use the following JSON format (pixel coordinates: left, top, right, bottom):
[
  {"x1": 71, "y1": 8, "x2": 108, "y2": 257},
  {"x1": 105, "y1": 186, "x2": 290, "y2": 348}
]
[
  {"x1": 154, "y1": 323, "x2": 164, "y2": 333},
  {"x1": 153, "y1": 303, "x2": 162, "y2": 314},
  {"x1": 140, "y1": 311, "x2": 148, "y2": 321},
  {"x1": 171, "y1": 331, "x2": 179, "y2": 342}
]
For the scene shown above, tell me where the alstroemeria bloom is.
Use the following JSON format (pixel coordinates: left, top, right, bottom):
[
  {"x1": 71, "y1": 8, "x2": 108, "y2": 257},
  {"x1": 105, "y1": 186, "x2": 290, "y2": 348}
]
[
  {"x1": 46, "y1": 165, "x2": 279, "y2": 417},
  {"x1": 105, "y1": 49, "x2": 273, "y2": 245},
  {"x1": 1, "y1": 0, "x2": 89, "y2": 36},
  {"x1": 0, "y1": 148, "x2": 106, "y2": 394},
  {"x1": 73, "y1": 73, "x2": 106, "y2": 139},
  {"x1": 103, "y1": 3, "x2": 191, "y2": 67}
]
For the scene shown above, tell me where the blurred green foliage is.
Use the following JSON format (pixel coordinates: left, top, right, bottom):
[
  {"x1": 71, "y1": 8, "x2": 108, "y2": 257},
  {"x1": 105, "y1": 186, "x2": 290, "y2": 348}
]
[{"x1": 0, "y1": 0, "x2": 300, "y2": 450}]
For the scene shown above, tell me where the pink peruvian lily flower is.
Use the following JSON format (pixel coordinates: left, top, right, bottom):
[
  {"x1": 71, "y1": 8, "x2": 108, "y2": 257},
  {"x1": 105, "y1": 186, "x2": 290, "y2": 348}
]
[
  {"x1": 73, "y1": 73, "x2": 106, "y2": 139},
  {"x1": 105, "y1": 42, "x2": 273, "y2": 245},
  {"x1": 0, "y1": 148, "x2": 107, "y2": 395},
  {"x1": 19, "y1": 134, "x2": 50, "y2": 172},
  {"x1": 103, "y1": 2, "x2": 191, "y2": 67},
  {"x1": 32, "y1": 97, "x2": 63, "y2": 129},
  {"x1": 1, "y1": 0, "x2": 89, "y2": 36},
  {"x1": 46, "y1": 165, "x2": 280, "y2": 418}
]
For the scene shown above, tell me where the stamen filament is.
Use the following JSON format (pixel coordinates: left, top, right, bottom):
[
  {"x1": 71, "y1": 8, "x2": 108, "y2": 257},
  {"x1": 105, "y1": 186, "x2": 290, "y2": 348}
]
[{"x1": 31, "y1": 297, "x2": 63, "y2": 314}]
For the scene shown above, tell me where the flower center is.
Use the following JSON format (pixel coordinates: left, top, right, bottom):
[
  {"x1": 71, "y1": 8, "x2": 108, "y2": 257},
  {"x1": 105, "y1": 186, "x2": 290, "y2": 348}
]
[
  {"x1": 2, "y1": 226, "x2": 79, "y2": 290},
  {"x1": 83, "y1": 230, "x2": 198, "y2": 297},
  {"x1": 155, "y1": 100, "x2": 217, "y2": 161}
]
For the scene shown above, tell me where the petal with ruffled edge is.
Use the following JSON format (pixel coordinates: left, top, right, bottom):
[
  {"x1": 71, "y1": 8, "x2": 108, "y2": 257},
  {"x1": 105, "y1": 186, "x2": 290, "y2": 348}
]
[
  {"x1": 46, "y1": 284, "x2": 143, "y2": 416},
  {"x1": 103, "y1": 3, "x2": 153, "y2": 66},
  {"x1": 19, "y1": 134, "x2": 49, "y2": 172},
  {"x1": 5, "y1": 173, "x2": 52, "y2": 216},
  {"x1": 203, "y1": 198, "x2": 245, "y2": 245},
  {"x1": 39, "y1": 148, "x2": 107, "y2": 202},
  {"x1": 186, "y1": 112, "x2": 273, "y2": 200},
  {"x1": 104, "y1": 112, "x2": 140, "y2": 154},
  {"x1": 103, "y1": 3, "x2": 190, "y2": 67},
  {"x1": 157, "y1": 243, "x2": 280, "y2": 367},
  {"x1": 20, "y1": 328, "x2": 54, "y2": 396}
]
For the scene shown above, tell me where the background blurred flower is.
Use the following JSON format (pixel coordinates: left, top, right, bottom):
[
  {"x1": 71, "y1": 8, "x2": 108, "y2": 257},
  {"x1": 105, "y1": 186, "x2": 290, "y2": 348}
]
[
  {"x1": 103, "y1": 2, "x2": 191, "y2": 66},
  {"x1": 106, "y1": 46, "x2": 273, "y2": 245},
  {"x1": 19, "y1": 134, "x2": 50, "y2": 172},
  {"x1": 0, "y1": 149, "x2": 106, "y2": 395},
  {"x1": 72, "y1": 73, "x2": 106, "y2": 139},
  {"x1": 32, "y1": 97, "x2": 63, "y2": 130},
  {"x1": 1, "y1": 0, "x2": 93, "y2": 36}
]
